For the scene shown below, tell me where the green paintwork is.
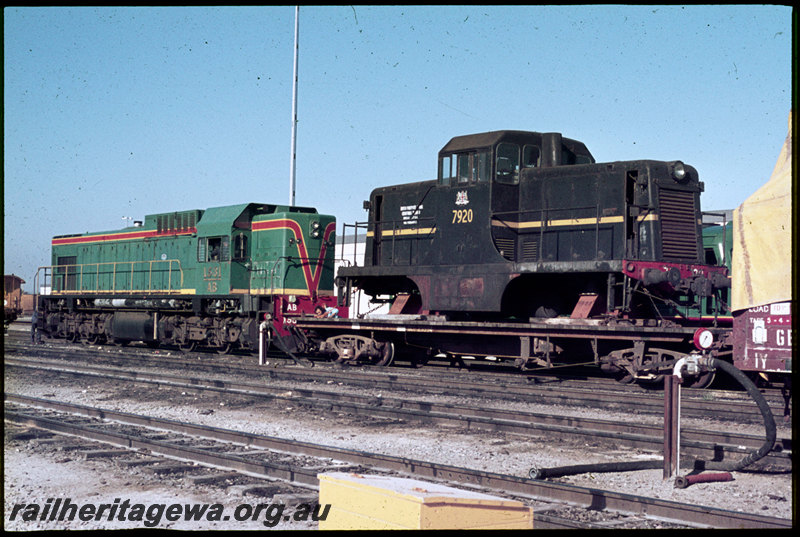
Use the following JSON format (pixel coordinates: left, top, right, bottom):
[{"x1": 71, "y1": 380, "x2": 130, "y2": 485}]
[{"x1": 49, "y1": 203, "x2": 337, "y2": 299}]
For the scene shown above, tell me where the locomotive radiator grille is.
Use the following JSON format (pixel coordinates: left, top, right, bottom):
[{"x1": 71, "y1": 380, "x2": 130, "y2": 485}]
[
  {"x1": 522, "y1": 238, "x2": 539, "y2": 262},
  {"x1": 659, "y1": 189, "x2": 699, "y2": 261},
  {"x1": 493, "y1": 237, "x2": 516, "y2": 261}
]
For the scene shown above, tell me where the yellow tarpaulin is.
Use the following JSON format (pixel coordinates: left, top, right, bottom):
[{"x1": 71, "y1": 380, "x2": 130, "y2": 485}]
[{"x1": 731, "y1": 112, "x2": 793, "y2": 311}]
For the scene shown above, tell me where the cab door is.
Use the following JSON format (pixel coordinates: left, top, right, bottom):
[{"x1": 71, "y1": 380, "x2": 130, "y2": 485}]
[
  {"x1": 446, "y1": 151, "x2": 490, "y2": 264},
  {"x1": 197, "y1": 236, "x2": 230, "y2": 294},
  {"x1": 229, "y1": 230, "x2": 251, "y2": 292},
  {"x1": 490, "y1": 142, "x2": 522, "y2": 261}
]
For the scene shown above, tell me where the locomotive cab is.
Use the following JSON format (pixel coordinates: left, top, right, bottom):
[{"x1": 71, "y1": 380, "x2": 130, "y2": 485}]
[
  {"x1": 437, "y1": 131, "x2": 595, "y2": 270},
  {"x1": 437, "y1": 131, "x2": 594, "y2": 186}
]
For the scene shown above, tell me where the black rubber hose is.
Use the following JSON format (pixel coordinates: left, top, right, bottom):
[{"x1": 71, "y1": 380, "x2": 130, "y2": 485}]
[
  {"x1": 690, "y1": 358, "x2": 776, "y2": 472},
  {"x1": 529, "y1": 358, "x2": 777, "y2": 479},
  {"x1": 273, "y1": 333, "x2": 314, "y2": 368}
]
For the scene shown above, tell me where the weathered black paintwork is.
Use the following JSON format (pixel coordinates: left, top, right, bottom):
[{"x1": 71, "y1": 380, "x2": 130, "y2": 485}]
[{"x1": 338, "y1": 130, "x2": 714, "y2": 319}]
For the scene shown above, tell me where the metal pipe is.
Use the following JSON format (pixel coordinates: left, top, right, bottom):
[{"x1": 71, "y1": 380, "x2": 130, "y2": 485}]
[
  {"x1": 259, "y1": 320, "x2": 269, "y2": 365},
  {"x1": 529, "y1": 460, "x2": 662, "y2": 480},
  {"x1": 663, "y1": 374, "x2": 680, "y2": 478},
  {"x1": 674, "y1": 472, "x2": 733, "y2": 489}
]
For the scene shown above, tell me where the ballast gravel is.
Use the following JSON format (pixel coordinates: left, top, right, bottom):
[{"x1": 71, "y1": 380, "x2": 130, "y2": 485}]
[{"x1": 3, "y1": 351, "x2": 794, "y2": 530}]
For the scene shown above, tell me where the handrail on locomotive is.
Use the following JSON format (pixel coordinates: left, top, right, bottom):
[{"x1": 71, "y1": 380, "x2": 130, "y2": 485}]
[{"x1": 35, "y1": 260, "x2": 185, "y2": 296}]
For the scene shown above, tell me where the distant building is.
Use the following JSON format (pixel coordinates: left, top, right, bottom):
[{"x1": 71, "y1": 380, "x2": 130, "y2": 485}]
[
  {"x1": 21, "y1": 294, "x2": 35, "y2": 315},
  {"x1": 702, "y1": 209, "x2": 733, "y2": 226}
]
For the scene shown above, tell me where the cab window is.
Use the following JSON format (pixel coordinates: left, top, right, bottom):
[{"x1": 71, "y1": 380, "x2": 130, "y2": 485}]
[
  {"x1": 523, "y1": 144, "x2": 540, "y2": 168},
  {"x1": 475, "y1": 152, "x2": 490, "y2": 182},
  {"x1": 495, "y1": 142, "x2": 520, "y2": 184},
  {"x1": 441, "y1": 151, "x2": 491, "y2": 185},
  {"x1": 438, "y1": 155, "x2": 453, "y2": 186},
  {"x1": 457, "y1": 154, "x2": 471, "y2": 184},
  {"x1": 198, "y1": 236, "x2": 229, "y2": 262}
]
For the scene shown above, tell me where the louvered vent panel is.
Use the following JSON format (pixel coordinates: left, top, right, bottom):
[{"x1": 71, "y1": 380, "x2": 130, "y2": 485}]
[
  {"x1": 659, "y1": 189, "x2": 699, "y2": 261},
  {"x1": 522, "y1": 238, "x2": 539, "y2": 262},
  {"x1": 493, "y1": 237, "x2": 515, "y2": 261}
]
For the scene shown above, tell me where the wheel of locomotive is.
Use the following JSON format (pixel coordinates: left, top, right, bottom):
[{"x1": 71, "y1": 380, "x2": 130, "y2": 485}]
[
  {"x1": 67, "y1": 331, "x2": 80, "y2": 343},
  {"x1": 375, "y1": 341, "x2": 394, "y2": 367},
  {"x1": 85, "y1": 333, "x2": 102, "y2": 345},
  {"x1": 403, "y1": 347, "x2": 432, "y2": 368},
  {"x1": 112, "y1": 338, "x2": 129, "y2": 347},
  {"x1": 216, "y1": 343, "x2": 232, "y2": 355},
  {"x1": 682, "y1": 370, "x2": 716, "y2": 390},
  {"x1": 633, "y1": 348, "x2": 677, "y2": 388},
  {"x1": 603, "y1": 350, "x2": 637, "y2": 385},
  {"x1": 178, "y1": 341, "x2": 197, "y2": 353}
]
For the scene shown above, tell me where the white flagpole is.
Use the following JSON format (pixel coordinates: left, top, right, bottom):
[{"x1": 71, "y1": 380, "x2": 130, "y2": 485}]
[{"x1": 289, "y1": 5, "x2": 299, "y2": 206}]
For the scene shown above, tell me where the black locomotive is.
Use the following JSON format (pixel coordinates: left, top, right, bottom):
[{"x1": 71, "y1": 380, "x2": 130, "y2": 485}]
[{"x1": 337, "y1": 130, "x2": 730, "y2": 323}]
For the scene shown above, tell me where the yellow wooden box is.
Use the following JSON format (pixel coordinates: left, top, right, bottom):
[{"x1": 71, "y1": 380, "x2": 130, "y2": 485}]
[{"x1": 317, "y1": 472, "x2": 534, "y2": 530}]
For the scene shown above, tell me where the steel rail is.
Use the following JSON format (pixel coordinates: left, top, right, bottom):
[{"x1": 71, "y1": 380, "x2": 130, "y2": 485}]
[
  {"x1": 2, "y1": 406, "x2": 614, "y2": 530},
  {"x1": 4, "y1": 358, "x2": 791, "y2": 468},
  {"x1": 4, "y1": 405, "x2": 322, "y2": 488},
  {"x1": 4, "y1": 393, "x2": 791, "y2": 529},
  {"x1": 3, "y1": 338, "x2": 787, "y2": 424}
]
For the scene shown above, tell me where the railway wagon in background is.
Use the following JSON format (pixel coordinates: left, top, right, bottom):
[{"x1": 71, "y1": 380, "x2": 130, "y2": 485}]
[
  {"x1": 4, "y1": 274, "x2": 25, "y2": 327},
  {"x1": 36, "y1": 202, "x2": 340, "y2": 353},
  {"x1": 700, "y1": 218, "x2": 733, "y2": 322}
]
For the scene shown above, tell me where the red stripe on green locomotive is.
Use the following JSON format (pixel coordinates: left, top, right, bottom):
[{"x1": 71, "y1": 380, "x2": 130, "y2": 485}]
[
  {"x1": 50, "y1": 211, "x2": 200, "y2": 295},
  {"x1": 248, "y1": 212, "x2": 337, "y2": 299}
]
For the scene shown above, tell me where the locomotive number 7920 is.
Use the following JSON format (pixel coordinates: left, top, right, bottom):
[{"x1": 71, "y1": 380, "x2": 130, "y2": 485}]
[{"x1": 452, "y1": 209, "x2": 474, "y2": 224}]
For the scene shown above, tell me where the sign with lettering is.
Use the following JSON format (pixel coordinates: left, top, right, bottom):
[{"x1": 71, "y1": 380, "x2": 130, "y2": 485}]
[{"x1": 733, "y1": 301, "x2": 792, "y2": 373}]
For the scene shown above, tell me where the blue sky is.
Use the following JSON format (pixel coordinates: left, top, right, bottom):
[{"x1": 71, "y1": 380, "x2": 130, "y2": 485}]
[{"x1": 3, "y1": 5, "x2": 793, "y2": 291}]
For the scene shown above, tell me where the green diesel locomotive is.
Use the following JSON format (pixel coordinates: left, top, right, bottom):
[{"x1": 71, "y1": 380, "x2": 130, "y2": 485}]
[{"x1": 35, "y1": 202, "x2": 339, "y2": 353}]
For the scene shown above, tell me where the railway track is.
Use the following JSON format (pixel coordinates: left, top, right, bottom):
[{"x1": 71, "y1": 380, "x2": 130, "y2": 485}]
[
  {"x1": 5, "y1": 394, "x2": 791, "y2": 529},
  {"x1": 4, "y1": 335, "x2": 791, "y2": 426},
  {"x1": 4, "y1": 356, "x2": 791, "y2": 472}
]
